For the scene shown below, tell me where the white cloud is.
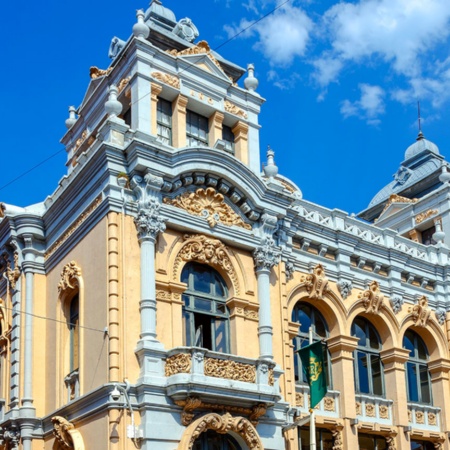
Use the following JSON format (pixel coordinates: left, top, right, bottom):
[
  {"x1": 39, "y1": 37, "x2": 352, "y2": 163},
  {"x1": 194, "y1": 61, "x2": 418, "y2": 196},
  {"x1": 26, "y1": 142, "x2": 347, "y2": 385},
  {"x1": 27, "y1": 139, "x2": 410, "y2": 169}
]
[
  {"x1": 341, "y1": 84, "x2": 385, "y2": 124},
  {"x1": 225, "y1": 4, "x2": 313, "y2": 66},
  {"x1": 314, "y1": 0, "x2": 450, "y2": 84},
  {"x1": 266, "y1": 70, "x2": 301, "y2": 89}
]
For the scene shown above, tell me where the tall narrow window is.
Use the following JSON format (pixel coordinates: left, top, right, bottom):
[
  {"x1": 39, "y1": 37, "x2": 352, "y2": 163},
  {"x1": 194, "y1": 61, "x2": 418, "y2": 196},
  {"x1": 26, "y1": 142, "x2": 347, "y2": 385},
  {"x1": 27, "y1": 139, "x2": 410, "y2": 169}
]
[
  {"x1": 65, "y1": 294, "x2": 80, "y2": 401},
  {"x1": 403, "y1": 329, "x2": 432, "y2": 404},
  {"x1": 186, "y1": 110, "x2": 209, "y2": 147},
  {"x1": 181, "y1": 262, "x2": 230, "y2": 353},
  {"x1": 157, "y1": 98, "x2": 172, "y2": 145},
  {"x1": 292, "y1": 303, "x2": 331, "y2": 387},
  {"x1": 222, "y1": 125, "x2": 235, "y2": 153},
  {"x1": 352, "y1": 317, "x2": 384, "y2": 396}
]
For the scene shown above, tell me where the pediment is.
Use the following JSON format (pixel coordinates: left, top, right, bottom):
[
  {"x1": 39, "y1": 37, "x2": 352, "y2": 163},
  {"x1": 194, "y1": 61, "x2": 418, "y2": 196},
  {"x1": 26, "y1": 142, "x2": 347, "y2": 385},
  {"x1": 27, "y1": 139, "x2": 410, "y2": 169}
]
[{"x1": 377, "y1": 202, "x2": 410, "y2": 221}]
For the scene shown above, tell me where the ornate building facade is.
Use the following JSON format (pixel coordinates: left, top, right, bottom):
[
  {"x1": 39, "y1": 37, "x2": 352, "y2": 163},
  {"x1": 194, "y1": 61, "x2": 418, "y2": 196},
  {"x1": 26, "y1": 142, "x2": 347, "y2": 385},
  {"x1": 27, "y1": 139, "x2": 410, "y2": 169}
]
[{"x1": 1, "y1": 2, "x2": 450, "y2": 449}]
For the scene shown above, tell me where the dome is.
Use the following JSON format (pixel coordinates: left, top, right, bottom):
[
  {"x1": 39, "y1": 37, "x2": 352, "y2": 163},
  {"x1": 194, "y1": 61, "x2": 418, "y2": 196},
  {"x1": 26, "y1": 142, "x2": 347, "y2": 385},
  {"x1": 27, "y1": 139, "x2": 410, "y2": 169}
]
[
  {"x1": 145, "y1": 0, "x2": 176, "y2": 27},
  {"x1": 404, "y1": 131, "x2": 440, "y2": 160}
]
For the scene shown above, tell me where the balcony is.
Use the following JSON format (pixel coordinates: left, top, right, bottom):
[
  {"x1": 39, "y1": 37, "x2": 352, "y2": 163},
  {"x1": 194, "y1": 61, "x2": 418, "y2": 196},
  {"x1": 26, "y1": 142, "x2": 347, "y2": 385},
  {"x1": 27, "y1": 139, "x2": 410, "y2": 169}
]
[
  {"x1": 164, "y1": 347, "x2": 281, "y2": 408},
  {"x1": 295, "y1": 384, "x2": 340, "y2": 419},
  {"x1": 355, "y1": 393, "x2": 393, "y2": 425},
  {"x1": 408, "y1": 402, "x2": 441, "y2": 432}
]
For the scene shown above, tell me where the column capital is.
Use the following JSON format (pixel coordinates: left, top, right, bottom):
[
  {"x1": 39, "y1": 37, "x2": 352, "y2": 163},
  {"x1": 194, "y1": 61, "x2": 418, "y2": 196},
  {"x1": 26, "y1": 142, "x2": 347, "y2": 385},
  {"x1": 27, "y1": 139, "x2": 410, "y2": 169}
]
[
  {"x1": 135, "y1": 202, "x2": 167, "y2": 242},
  {"x1": 253, "y1": 237, "x2": 281, "y2": 272}
]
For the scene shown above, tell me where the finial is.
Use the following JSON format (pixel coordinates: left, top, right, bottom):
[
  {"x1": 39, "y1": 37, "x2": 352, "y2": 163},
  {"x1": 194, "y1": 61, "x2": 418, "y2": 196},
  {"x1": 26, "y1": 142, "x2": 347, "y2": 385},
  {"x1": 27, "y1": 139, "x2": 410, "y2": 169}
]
[
  {"x1": 432, "y1": 220, "x2": 445, "y2": 246},
  {"x1": 416, "y1": 101, "x2": 424, "y2": 140},
  {"x1": 65, "y1": 106, "x2": 77, "y2": 129},
  {"x1": 439, "y1": 162, "x2": 450, "y2": 183},
  {"x1": 105, "y1": 85, "x2": 122, "y2": 118},
  {"x1": 244, "y1": 64, "x2": 258, "y2": 92},
  {"x1": 263, "y1": 146, "x2": 278, "y2": 179},
  {"x1": 133, "y1": 9, "x2": 150, "y2": 39}
]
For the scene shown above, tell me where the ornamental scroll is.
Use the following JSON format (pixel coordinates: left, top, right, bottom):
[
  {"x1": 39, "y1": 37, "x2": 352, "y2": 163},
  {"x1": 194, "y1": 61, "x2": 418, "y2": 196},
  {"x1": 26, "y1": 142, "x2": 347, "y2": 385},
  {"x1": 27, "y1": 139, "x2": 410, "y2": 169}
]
[
  {"x1": 58, "y1": 261, "x2": 82, "y2": 294},
  {"x1": 409, "y1": 296, "x2": 431, "y2": 327},
  {"x1": 358, "y1": 281, "x2": 384, "y2": 314},
  {"x1": 301, "y1": 264, "x2": 330, "y2": 300},
  {"x1": 173, "y1": 234, "x2": 239, "y2": 294},
  {"x1": 178, "y1": 412, "x2": 263, "y2": 450},
  {"x1": 164, "y1": 188, "x2": 251, "y2": 230},
  {"x1": 204, "y1": 358, "x2": 256, "y2": 383},
  {"x1": 52, "y1": 416, "x2": 85, "y2": 450}
]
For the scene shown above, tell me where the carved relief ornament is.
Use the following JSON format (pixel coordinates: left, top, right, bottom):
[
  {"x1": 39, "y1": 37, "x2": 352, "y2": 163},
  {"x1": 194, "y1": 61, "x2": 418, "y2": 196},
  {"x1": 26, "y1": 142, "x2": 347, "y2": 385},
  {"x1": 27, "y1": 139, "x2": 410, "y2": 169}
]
[
  {"x1": 152, "y1": 71, "x2": 180, "y2": 89},
  {"x1": 204, "y1": 357, "x2": 256, "y2": 383},
  {"x1": 134, "y1": 200, "x2": 167, "y2": 241},
  {"x1": 0, "y1": 203, "x2": 5, "y2": 218},
  {"x1": 164, "y1": 187, "x2": 251, "y2": 230},
  {"x1": 409, "y1": 296, "x2": 431, "y2": 327},
  {"x1": 58, "y1": 261, "x2": 81, "y2": 294},
  {"x1": 89, "y1": 66, "x2": 112, "y2": 79},
  {"x1": 381, "y1": 194, "x2": 418, "y2": 214},
  {"x1": 179, "y1": 412, "x2": 263, "y2": 450},
  {"x1": 52, "y1": 416, "x2": 85, "y2": 450},
  {"x1": 6, "y1": 252, "x2": 20, "y2": 290},
  {"x1": 224, "y1": 101, "x2": 248, "y2": 119},
  {"x1": 253, "y1": 237, "x2": 281, "y2": 271},
  {"x1": 174, "y1": 234, "x2": 239, "y2": 294},
  {"x1": 165, "y1": 353, "x2": 192, "y2": 377},
  {"x1": 358, "y1": 281, "x2": 384, "y2": 314},
  {"x1": 117, "y1": 76, "x2": 131, "y2": 94},
  {"x1": 301, "y1": 264, "x2": 330, "y2": 300},
  {"x1": 415, "y1": 209, "x2": 438, "y2": 224}
]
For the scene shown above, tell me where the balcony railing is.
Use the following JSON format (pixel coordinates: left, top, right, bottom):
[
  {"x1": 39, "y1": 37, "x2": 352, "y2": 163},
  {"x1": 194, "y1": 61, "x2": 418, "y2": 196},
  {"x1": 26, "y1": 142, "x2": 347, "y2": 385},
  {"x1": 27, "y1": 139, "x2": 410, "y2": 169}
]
[
  {"x1": 355, "y1": 393, "x2": 393, "y2": 425},
  {"x1": 408, "y1": 402, "x2": 441, "y2": 432},
  {"x1": 295, "y1": 384, "x2": 340, "y2": 418},
  {"x1": 165, "y1": 347, "x2": 281, "y2": 407}
]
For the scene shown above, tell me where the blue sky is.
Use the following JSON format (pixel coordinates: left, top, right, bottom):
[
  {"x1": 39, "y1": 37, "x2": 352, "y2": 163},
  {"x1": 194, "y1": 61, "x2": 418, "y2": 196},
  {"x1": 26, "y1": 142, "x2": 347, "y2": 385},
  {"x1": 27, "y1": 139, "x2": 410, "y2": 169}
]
[{"x1": 2, "y1": 0, "x2": 450, "y2": 216}]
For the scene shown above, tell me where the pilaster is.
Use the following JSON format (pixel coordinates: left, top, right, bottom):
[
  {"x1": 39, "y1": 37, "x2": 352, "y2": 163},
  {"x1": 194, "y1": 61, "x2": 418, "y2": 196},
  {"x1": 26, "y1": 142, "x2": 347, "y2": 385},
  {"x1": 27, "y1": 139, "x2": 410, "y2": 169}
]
[
  {"x1": 208, "y1": 111, "x2": 224, "y2": 148},
  {"x1": 172, "y1": 94, "x2": 188, "y2": 148},
  {"x1": 232, "y1": 121, "x2": 249, "y2": 165},
  {"x1": 150, "y1": 83, "x2": 163, "y2": 136}
]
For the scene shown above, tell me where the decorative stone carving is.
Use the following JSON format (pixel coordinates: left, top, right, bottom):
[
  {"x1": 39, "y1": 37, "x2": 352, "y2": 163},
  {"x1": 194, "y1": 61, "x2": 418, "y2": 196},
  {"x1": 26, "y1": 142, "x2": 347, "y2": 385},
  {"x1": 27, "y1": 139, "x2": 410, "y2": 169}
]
[
  {"x1": 301, "y1": 264, "x2": 330, "y2": 300},
  {"x1": 2, "y1": 424, "x2": 21, "y2": 449},
  {"x1": 332, "y1": 428, "x2": 343, "y2": 450},
  {"x1": 416, "y1": 411, "x2": 425, "y2": 424},
  {"x1": 117, "y1": 76, "x2": 131, "y2": 94},
  {"x1": 72, "y1": 129, "x2": 94, "y2": 154},
  {"x1": 408, "y1": 410, "x2": 412, "y2": 422},
  {"x1": 295, "y1": 392, "x2": 304, "y2": 407},
  {"x1": 366, "y1": 403, "x2": 376, "y2": 417},
  {"x1": 152, "y1": 71, "x2": 180, "y2": 89},
  {"x1": 134, "y1": 199, "x2": 167, "y2": 241},
  {"x1": 390, "y1": 296, "x2": 403, "y2": 314},
  {"x1": 156, "y1": 290, "x2": 172, "y2": 301},
  {"x1": 224, "y1": 101, "x2": 248, "y2": 119},
  {"x1": 379, "y1": 405, "x2": 389, "y2": 419},
  {"x1": 173, "y1": 18, "x2": 199, "y2": 43},
  {"x1": 409, "y1": 296, "x2": 431, "y2": 327},
  {"x1": 249, "y1": 404, "x2": 267, "y2": 424},
  {"x1": 165, "y1": 353, "x2": 192, "y2": 377},
  {"x1": 164, "y1": 188, "x2": 251, "y2": 230},
  {"x1": 183, "y1": 412, "x2": 263, "y2": 450},
  {"x1": 268, "y1": 368, "x2": 274, "y2": 386},
  {"x1": 356, "y1": 402, "x2": 362, "y2": 415},
  {"x1": 386, "y1": 435, "x2": 396, "y2": 450},
  {"x1": 285, "y1": 261, "x2": 295, "y2": 281},
  {"x1": 416, "y1": 209, "x2": 438, "y2": 224},
  {"x1": 381, "y1": 194, "x2": 418, "y2": 214},
  {"x1": 180, "y1": 396, "x2": 203, "y2": 426},
  {"x1": 45, "y1": 195, "x2": 102, "y2": 259},
  {"x1": 58, "y1": 261, "x2": 81, "y2": 294},
  {"x1": 89, "y1": 66, "x2": 112, "y2": 79},
  {"x1": 337, "y1": 280, "x2": 352, "y2": 300},
  {"x1": 174, "y1": 234, "x2": 239, "y2": 293},
  {"x1": 324, "y1": 397, "x2": 335, "y2": 412},
  {"x1": 6, "y1": 252, "x2": 20, "y2": 290},
  {"x1": 253, "y1": 237, "x2": 281, "y2": 271},
  {"x1": 0, "y1": 203, "x2": 5, "y2": 218},
  {"x1": 435, "y1": 308, "x2": 446, "y2": 325},
  {"x1": 204, "y1": 357, "x2": 256, "y2": 383},
  {"x1": 244, "y1": 309, "x2": 258, "y2": 320},
  {"x1": 428, "y1": 412, "x2": 437, "y2": 426},
  {"x1": 52, "y1": 416, "x2": 74, "y2": 448},
  {"x1": 394, "y1": 166, "x2": 413, "y2": 185},
  {"x1": 359, "y1": 281, "x2": 384, "y2": 314}
]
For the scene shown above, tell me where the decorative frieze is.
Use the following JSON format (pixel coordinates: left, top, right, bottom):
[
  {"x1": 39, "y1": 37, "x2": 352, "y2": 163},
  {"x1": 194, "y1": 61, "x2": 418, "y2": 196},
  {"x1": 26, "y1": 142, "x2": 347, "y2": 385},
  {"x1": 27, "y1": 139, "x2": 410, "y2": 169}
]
[
  {"x1": 365, "y1": 403, "x2": 376, "y2": 417},
  {"x1": 324, "y1": 397, "x2": 335, "y2": 412},
  {"x1": 409, "y1": 296, "x2": 431, "y2": 327},
  {"x1": 224, "y1": 100, "x2": 248, "y2": 119},
  {"x1": 151, "y1": 71, "x2": 180, "y2": 89},
  {"x1": 204, "y1": 357, "x2": 256, "y2": 383},
  {"x1": 58, "y1": 261, "x2": 81, "y2": 294},
  {"x1": 379, "y1": 405, "x2": 389, "y2": 419},
  {"x1": 117, "y1": 76, "x2": 131, "y2": 94},
  {"x1": 295, "y1": 392, "x2": 304, "y2": 407},
  {"x1": 165, "y1": 353, "x2": 192, "y2": 377},
  {"x1": 164, "y1": 187, "x2": 251, "y2": 230},
  {"x1": 301, "y1": 264, "x2": 330, "y2": 300},
  {"x1": 428, "y1": 412, "x2": 437, "y2": 426},
  {"x1": 415, "y1": 410, "x2": 425, "y2": 424},
  {"x1": 415, "y1": 209, "x2": 438, "y2": 224},
  {"x1": 359, "y1": 281, "x2": 384, "y2": 314}
]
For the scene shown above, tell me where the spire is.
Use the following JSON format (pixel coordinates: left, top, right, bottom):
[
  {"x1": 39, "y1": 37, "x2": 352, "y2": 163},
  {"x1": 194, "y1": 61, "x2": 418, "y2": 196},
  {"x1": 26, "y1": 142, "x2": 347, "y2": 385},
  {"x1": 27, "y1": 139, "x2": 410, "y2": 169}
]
[{"x1": 416, "y1": 101, "x2": 424, "y2": 141}]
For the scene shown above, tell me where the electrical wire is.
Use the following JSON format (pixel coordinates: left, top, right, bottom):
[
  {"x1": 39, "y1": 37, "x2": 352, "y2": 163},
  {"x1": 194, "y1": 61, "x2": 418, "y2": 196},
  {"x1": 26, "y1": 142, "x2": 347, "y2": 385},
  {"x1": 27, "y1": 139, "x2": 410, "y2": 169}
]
[{"x1": 0, "y1": 0, "x2": 292, "y2": 194}]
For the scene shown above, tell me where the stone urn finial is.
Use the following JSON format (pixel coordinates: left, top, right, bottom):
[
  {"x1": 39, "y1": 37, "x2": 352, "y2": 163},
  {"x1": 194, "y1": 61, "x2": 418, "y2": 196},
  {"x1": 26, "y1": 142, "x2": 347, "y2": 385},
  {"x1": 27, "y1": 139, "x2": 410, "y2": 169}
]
[
  {"x1": 263, "y1": 146, "x2": 278, "y2": 179},
  {"x1": 65, "y1": 106, "x2": 77, "y2": 129},
  {"x1": 244, "y1": 63, "x2": 258, "y2": 92},
  {"x1": 133, "y1": 9, "x2": 150, "y2": 39},
  {"x1": 105, "y1": 85, "x2": 122, "y2": 117}
]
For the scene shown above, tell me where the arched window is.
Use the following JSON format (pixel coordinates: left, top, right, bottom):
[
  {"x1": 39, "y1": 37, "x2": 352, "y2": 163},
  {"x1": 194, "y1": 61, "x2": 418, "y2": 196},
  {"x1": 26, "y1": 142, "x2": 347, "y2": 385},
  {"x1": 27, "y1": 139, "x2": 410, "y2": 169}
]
[
  {"x1": 351, "y1": 317, "x2": 384, "y2": 396},
  {"x1": 292, "y1": 303, "x2": 331, "y2": 386},
  {"x1": 403, "y1": 329, "x2": 432, "y2": 404},
  {"x1": 193, "y1": 430, "x2": 241, "y2": 450},
  {"x1": 65, "y1": 294, "x2": 80, "y2": 401},
  {"x1": 181, "y1": 262, "x2": 230, "y2": 353}
]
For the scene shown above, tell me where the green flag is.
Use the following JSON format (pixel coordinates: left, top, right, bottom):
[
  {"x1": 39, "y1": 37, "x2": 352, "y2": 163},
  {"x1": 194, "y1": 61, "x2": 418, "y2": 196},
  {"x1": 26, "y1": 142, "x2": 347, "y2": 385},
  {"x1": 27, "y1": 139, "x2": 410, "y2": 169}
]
[{"x1": 298, "y1": 340, "x2": 327, "y2": 409}]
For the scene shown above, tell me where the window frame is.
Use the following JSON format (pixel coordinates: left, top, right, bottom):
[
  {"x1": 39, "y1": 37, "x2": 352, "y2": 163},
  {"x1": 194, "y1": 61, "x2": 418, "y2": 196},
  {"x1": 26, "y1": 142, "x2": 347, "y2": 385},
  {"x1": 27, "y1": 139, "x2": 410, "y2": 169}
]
[
  {"x1": 351, "y1": 317, "x2": 385, "y2": 397},
  {"x1": 186, "y1": 110, "x2": 209, "y2": 147},
  {"x1": 181, "y1": 262, "x2": 230, "y2": 353},
  {"x1": 156, "y1": 97, "x2": 172, "y2": 145}
]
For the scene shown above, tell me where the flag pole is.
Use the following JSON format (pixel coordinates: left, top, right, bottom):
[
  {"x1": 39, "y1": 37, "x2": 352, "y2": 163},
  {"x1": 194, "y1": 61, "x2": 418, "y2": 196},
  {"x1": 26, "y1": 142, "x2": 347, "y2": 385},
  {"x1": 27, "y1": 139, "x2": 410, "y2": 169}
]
[{"x1": 309, "y1": 327, "x2": 316, "y2": 450}]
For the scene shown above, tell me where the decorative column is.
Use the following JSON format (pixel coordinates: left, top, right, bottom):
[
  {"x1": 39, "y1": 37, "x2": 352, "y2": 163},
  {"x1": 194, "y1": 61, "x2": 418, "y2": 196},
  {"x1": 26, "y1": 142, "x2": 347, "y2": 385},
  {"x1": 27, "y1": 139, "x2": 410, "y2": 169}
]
[
  {"x1": 232, "y1": 121, "x2": 249, "y2": 165},
  {"x1": 132, "y1": 173, "x2": 167, "y2": 352},
  {"x1": 253, "y1": 213, "x2": 280, "y2": 361},
  {"x1": 172, "y1": 94, "x2": 188, "y2": 148},
  {"x1": 208, "y1": 111, "x2": 224, "y2": 147}
]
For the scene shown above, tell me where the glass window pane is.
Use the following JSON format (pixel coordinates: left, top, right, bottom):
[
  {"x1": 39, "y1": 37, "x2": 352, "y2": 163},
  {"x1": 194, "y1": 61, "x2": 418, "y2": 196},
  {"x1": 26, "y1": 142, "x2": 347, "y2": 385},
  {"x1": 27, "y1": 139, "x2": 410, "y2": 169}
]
[
  {"x1": 193, "y1": 268, "x2": 211, "y2": 293},
  {"x1": 368, "y1": 325, "x2": 381, "y2": 349},
  {"x1": 376, "y1": 436, "x2": 387, "y2": 449},
  {"x1": 353, "y1": 319, "x2": 367, "y2": 347},
  {"x1": 299, "y1": 429, "x2": 310, "y2": 450},
  {"x1": 371, "y1": 355, "x2": 383, "y2": 396},
  {"x1": 216, "y1": 303, "x2": 226, "y2": 315},
  {"x1": 419, "y1": 364, "x2": 431, "y2": 404},
  {"x1": 417, "y1": 337, "x2": 428, "y2": 361},
  {"x1": 195, "y1": 298, "x2": 212, "y2": 312},
  {"x1": 214, "y1": 319, "x2": 227, "y2": 353},
  {"x1": 357, "y1": 351, "x2": 370, "y2": 393},
  {"x1": 358, "y1": 435, "x2": 375, "y2": 450},
  {"x1": 407, "y1": 362, "x2": 419, "y2": 402},
  {"x1": 213, "y1": 274, "x2": 225, "y2": 297},
  {"x1": 298, "y1": 306, "x2": 312, "y2": 334},
  {"x1": 403, "y1": 330, "x2": 415, "y2": 356},
  {"x1": 184, "y1": 310, "x2": 193, "y2": 346},
  {"x1": 314, "y1": 314, "x2": 326, "y2": 338}
]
